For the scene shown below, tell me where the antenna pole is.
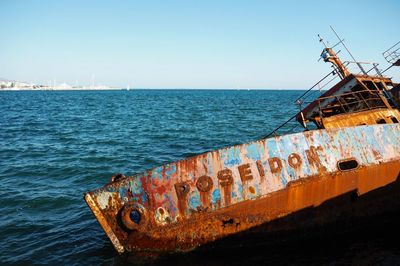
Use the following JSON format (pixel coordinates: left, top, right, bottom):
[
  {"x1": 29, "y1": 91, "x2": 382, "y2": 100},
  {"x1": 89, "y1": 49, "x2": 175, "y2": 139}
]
[
  {"x1": 318, "y1": 34, "x2": 328, "y2": 48},
  {"x1": 330, "y1": 26, "x2": 356, "y2": 62},
  {"x1": 330, "y1": 26, "x2": 367, "y2": 75}
]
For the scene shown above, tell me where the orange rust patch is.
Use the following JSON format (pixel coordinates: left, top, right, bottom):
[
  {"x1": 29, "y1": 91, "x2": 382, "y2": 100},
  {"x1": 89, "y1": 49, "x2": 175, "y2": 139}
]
[
  {"x1": 268, "y1": 157, "x2": 282, "y2": 174},
  {"x1": 256, "y1": 160, "x2": 265, "y2": 182},
  {"x1": 288, "y1": 153, "x2": 302, "y2": 169},
  {"x1": 238, "y1": 163, "x2": 253, "y2": 182},
  {"x1": 217, "y1": 169, "x2": 234, "y2": 206},
  {"x1": 305, "y1": 146, "x2": 327, "y2": 173},
  {"x1": 174, "y1": 182, "x2": 190, "y2": 216}
]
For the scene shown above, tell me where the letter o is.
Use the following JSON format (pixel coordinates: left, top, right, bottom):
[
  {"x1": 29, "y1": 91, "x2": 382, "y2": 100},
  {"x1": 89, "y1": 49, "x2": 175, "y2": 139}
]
[
  {"x1": 196, "y1": 175, "x2": 213, "y2": 192},
  {"x1": 288, "y1": 153, "x2": 302, "y2": 168}
]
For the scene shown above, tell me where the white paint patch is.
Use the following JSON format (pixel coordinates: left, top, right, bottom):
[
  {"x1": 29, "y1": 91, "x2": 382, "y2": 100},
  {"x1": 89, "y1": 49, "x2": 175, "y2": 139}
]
[
  {"x1": 97, "y1": 192, "x2": 118, "y2": 210},
  {"x1": 154, "y1": 207, "x2": 171, "y2": 225}
]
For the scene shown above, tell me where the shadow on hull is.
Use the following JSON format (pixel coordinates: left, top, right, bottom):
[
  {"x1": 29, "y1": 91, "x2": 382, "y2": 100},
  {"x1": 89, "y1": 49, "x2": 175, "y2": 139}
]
[{"x1": 121, "y1": 173, "x2": 400, "y2": 265}]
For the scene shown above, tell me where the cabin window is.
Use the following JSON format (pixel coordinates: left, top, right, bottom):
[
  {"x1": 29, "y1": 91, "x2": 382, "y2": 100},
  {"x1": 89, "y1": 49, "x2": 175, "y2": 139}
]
[
  {"x1": 337, "y1": 158, "x2": 359, "y2": 171},
  {"x1": 389, "y1": 116, "x2": 399, "y2": 123},
  {"x1": 376, "y1": 118, "x2": 386, "y2": 124}
]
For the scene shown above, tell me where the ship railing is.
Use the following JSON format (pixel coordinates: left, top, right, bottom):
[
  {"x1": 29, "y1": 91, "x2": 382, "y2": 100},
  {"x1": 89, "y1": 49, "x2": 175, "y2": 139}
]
[
  {"x1": 294, "y1": 70, "x2": 339, "y2": 108},
  {"x1": 316, "y1": 88, "x2": 388, "y2": 117},
  {"x1": 296, "y1": 61, "x2": 385, "y2": 108},
  {"x1": 264, "y1": 61, "x2": 387, "y2": 138},
  {"x1": 262, "y1": 113, "x2": 304, "y2": 139},
  {"x1": 263, "y1": 70, "x2": 340, "y2": 138},
  {"x1": 383, "y1": 41, "x2": 400, "y2": 65},
  {"x1": 343, "y1": 61, "x2": 383, "y2": 77},
  {"x1": 263, "y1": 87, "x2": 389, "y2": 138}
]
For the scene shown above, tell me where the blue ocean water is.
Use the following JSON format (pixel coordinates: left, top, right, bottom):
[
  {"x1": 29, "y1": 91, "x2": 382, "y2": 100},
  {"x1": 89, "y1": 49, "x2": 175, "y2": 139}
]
[
  {"x1": 1, "y1": 90, "x2": 398, "y2": 265},
  {"x1": 0, "y1": 90, "x2": 303, "y2": 264}
]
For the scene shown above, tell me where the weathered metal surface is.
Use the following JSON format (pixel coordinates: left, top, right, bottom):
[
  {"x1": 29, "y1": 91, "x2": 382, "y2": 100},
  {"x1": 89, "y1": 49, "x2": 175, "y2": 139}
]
[
  {"x1": 85, "y1": 123, "x2": 400, "y2": 254},
  {"x1": 322, "y1": 108, "x2": 400, "y2": 128}
]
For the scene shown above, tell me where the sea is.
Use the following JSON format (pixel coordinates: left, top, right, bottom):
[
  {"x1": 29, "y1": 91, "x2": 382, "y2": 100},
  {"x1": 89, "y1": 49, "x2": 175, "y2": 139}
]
[{"x1": 1, "y1": 89, "x2": 399, "y2": 265}]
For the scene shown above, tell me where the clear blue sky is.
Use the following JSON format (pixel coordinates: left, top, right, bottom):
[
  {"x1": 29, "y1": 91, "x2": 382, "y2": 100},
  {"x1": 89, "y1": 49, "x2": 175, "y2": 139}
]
[{"x1": 1, "y1": 0, "x2": 399, "y2": 89}]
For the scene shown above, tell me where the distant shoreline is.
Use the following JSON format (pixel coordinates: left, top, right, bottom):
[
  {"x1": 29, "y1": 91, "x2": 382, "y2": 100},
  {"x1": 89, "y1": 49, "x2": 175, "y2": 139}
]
[
  {"x1": 0, "y1": 88, "x2": 310, "y2": 91},
  {"x1": 0, "y1": 87, "x2": 123, "y2": 91}
]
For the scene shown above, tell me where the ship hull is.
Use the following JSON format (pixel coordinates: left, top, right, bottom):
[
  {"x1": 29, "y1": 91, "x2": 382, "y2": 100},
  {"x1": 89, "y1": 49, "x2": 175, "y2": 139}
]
[
  {"x1": 154, "y1": 171, "x2": 400, "y2": 264},
  {"x1": 85, "y1": 124, "x2": 400, "y2": 255},
  {"x1": 123, "y1": 160, "x2": 400, "y2": 253}
]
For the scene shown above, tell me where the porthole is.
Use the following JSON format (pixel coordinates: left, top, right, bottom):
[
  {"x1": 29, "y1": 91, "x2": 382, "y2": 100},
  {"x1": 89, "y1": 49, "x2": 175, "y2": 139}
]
[
  {"x1": 376, "y1": 118, "x2": 386, "y2": 124},
  {"x1": 337, "y1": 158, "x2": 359, "y2": 171},
  {"x1": 389, "y1": 116, "x2": 399, "y2": 123}
]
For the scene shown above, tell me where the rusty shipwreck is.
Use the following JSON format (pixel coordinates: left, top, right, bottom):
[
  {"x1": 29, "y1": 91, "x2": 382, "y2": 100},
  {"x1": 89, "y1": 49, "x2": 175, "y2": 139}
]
[{"x1": 84, "y1": 37, "x2": 400, "y2": 255}]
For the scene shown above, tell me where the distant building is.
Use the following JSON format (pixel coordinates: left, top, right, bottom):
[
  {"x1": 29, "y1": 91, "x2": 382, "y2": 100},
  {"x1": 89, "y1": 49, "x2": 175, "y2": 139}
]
[{"x1": 57, "y1": 83, "x2": 73, "y2": 90}]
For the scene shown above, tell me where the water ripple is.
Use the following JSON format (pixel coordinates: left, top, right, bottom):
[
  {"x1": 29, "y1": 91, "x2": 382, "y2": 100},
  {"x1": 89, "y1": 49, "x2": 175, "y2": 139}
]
[{"x1": 0, "y1": 89, "x2": 304, "y2": 264}]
